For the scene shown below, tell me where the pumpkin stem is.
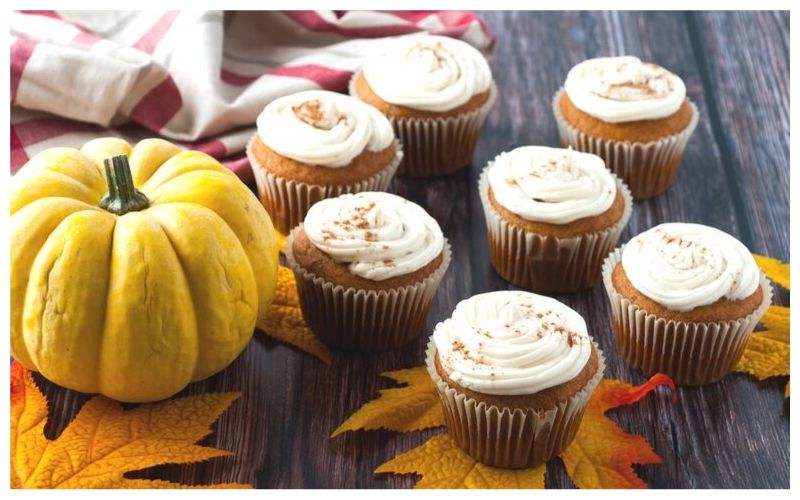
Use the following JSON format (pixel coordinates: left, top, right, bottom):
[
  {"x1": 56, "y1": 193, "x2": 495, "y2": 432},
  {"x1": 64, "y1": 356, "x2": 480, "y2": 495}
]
[{"x1": 99, "y1": 155, "x2": 150, "y2": 215}]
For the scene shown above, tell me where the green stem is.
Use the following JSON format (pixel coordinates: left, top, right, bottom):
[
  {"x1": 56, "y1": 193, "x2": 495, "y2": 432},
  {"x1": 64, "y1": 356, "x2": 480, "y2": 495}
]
[{"x1": 99, "y1": 155, "x2": 150, "y2": 215}]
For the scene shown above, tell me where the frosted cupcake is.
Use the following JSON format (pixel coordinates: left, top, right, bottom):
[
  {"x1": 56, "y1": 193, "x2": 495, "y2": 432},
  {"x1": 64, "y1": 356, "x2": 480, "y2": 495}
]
[
  {"x1": 479, "y1": 146, "x2": 632, "y2": 292},
  {"x1": 285, "y1": 192, "x2": 451, "y2": 351},
  {"x1": 602, "y1": 223, "x2": 772, "y2": 385},
  {"x1": 553, "y1": 56, "x2": 699, "y2": 199},
  {"x1": 427, "y1": 291, "x2": 605, "y2": 469},
  {"x1": 247, "y1": 90, "x2": 402, "y2": 234},
  {"x1": 350, "y1": 34, "x2": 496, "y2": 177}
]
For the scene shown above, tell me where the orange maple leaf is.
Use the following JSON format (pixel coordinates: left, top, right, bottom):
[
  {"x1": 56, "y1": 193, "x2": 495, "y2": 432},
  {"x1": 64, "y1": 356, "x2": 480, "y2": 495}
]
[
  {"x1": 559, "y1": 374, "x2": 676, "y2": 488},
  {"x1": 331, "y1": 368, "x2": 443, "y2": 436},
  {"x1": 10, "y1": 362, "x2": 250, "y2": 489},
  {"x1": 734, "y1": 254, "x2": 790, "y2": 397},
  {"x1": 257, "y1": 265, "x2": 332, "y2": 365},
  {"x1": 341, "y1": 369, "x2": 675, "y2": 489}
]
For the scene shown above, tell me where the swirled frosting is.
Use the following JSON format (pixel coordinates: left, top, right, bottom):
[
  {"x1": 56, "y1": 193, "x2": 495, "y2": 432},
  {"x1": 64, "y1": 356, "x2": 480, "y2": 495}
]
[
  {"x1": 564, "y1": 56, "x2": 686, "y2": 123},
  {"x1": 488, "y1": 146, "x2": 616, "y2": 224},
  {"x1": 621, "y1": 223, "x2": 760, "y2": 312},
  {"x1": 361, "y1": 34, "x2": 492, "y2": 112},
  {"x1": 256, "y1": 90, "x2": 394, "y2": 167},
  {"x1": 433, "y1": 291, "x2": 592, "y2": 395},
  {"x1": 303, "y1": 192, "x2": 444, "y2": 281}
]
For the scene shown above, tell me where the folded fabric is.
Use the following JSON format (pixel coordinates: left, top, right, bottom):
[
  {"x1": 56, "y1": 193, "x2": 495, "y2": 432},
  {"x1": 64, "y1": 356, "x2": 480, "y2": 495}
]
[{"x1": 10, "y1": 10, "x2": 495, "y2": 181}]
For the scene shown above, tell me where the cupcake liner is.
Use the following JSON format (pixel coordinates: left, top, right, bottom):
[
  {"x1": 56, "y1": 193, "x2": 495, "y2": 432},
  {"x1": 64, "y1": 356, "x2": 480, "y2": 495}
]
[
  {"x1": 425, "y1": 338, "x2": 605, "y2": 469},
  {"x1": 284, "y1": 226, "x2": 452, "y2": 352},
  {"x1": 246, "y1": 136, "x2": 403, "y2": 235},
  {"x1": 478, "y1": 167, "x2": 633, "y2": 293},
  {"x1": 350, "y1": 74, "x2": 497, "y2": 178},
  {"x1": 602, "y1": 248, "x2": 773, "y2": 385},
  {"x1": 552, "y1": 88, "x2": 700, "y2": 200}
]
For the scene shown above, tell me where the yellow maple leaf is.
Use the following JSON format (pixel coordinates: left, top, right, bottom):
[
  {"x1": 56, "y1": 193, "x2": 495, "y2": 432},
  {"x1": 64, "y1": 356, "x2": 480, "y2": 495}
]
[
  {"x1": 734, "y1": 254, "x2": 790, "y2": 397},
  {"x1": 560, "y1": 374, "x2": 675, "y2": 489},
  {"x1": 257, "y1": 265, "x2": 332, "y2": 365},
  {"x1": 735, "y1": 305, "x2": 790, "y2": 395},
  {"x1": 331, "y1": 368, "x2": 443, "y2": 437},
  {"x1": 754, "y1": 254, "x2": 790, "y2": 290},
  {"x1": 359, "y1": 369, "x2": 674, "y2": 488},
  {"x1": 376, "y1": 434, "x2": 546, "y2": 488},
  {"x1": 10, "y1": 362, "x2": 250, "y2": 489}
]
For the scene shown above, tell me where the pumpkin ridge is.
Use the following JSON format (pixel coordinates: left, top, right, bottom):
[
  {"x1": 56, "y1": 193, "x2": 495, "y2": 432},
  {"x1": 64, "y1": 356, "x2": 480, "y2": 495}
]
[
  {"x1": 11, "y1": 200, "x2": 102, "y2": 369},
  {"x1": 149, "y1": 211, "x2": 201, "y2": 380},
  {"x1": 139, "y1": 151, "x2": 232, "y2": 195},
  {"x1": 24, "y1": 210, "x2": 115, "y2": 393},
  {"x1": 11, "y1": 169, "x2": 104, "y2": 215},
  {"x1": 148, "y1": 203, "x2": 258, "y2": 381}
]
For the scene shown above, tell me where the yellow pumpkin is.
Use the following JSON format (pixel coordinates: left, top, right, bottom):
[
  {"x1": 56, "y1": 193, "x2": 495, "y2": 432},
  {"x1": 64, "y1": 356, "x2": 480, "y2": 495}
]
[{"x1": 10, "y1": 138, "x2": 279, "y2": 402}]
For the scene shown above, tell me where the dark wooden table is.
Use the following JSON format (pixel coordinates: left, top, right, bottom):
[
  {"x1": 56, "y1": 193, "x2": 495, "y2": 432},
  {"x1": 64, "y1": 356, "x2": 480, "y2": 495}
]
[{"x1": 37, "y1": 11, "x2": 789, "y2": 488}]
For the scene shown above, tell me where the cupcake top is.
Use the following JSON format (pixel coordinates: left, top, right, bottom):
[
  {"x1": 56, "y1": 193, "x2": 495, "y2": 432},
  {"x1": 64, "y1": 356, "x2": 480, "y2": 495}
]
[
  {"x1": 303, "y1": 191, "x2": 444, "y2": 281},
  {"x1": 361, "y1": 34, "x2": 492, "y2": 113},
  {"x1": 564, "y1": 56, "x2": 686, "y2": 123},
  {"x1": 433, "y1": 291, "x2": 592, "y2": 396},
  {"x1": 621, "y1": 223, "x2": 760, "y2": 312},
  {"x1": 256, "y1": 90, "x2": 394, "y2": 167},
  {"x1": 488, "y1": 146, "x2": 616, "y2": 224}
]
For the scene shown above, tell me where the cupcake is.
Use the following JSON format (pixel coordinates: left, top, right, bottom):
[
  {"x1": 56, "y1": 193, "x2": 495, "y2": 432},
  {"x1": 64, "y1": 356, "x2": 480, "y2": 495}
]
[
  {"x1": 479, "y1": 145, "x2": 632, "y2": 293},
  {"x1": 427, "y1": 290, "x2": 605, "y2": 469},
  {"x1": 247, "y1": 90, "x2": 402, "y2": 235},
  {"x1": 284, "y1": 191, "x2": 451, "y2": 351},
  {"x1": 602, "y1": 223, "x2": 772, "y2": 385},
  {"x1": 350, "y1": 34, "x2": 496, "y2": 177},
  {"x1": 553, "y1": 56, "x2": 699, "y2": 199}
]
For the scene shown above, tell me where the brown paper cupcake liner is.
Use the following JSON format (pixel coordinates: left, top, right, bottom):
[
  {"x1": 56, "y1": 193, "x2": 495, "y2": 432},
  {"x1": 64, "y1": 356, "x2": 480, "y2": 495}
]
[
  {"x1": 425, "y1": 338, "x2": 605, "y2": 469},
  {"x1": 478, "y1": 168, "x2": 633, "y2": 293},
  {"x1": 350, "y1": 74, "x2": 497, "y2": 178},
  {"x1": 284, "y1": 227, "x2": 452, "y2": 352},
  {"x1": 552, "y1": 88, "x2": 700, "y2": 200},
  {"x1": 602, "y1": 248, "x2": 773, "y2": 385},
  {"x1": 246, "y1": 136, "x2": 403, "y2": 235}
]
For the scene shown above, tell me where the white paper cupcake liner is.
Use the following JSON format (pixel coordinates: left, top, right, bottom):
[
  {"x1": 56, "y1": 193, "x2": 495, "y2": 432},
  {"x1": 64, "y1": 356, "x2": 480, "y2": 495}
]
[
  {"x1": 478, "y1": 167, "x2": 633, "y2": 293},
  {"x1": 246, "y1": 136, "x2": 403, "y2": 235},
  {"x1": 284, "y1": 226, "x2": 452, "y2": 352},
  {"x1": 552, "y1": 88, "x2": 699, "y2": 200},
  {"x1": 425, "y1": 338, "x2": 605, "y2": 469},
  {"x1": 602, "y1": 248, "x2": 773, "y2": 385},
  {"x1": 350, "y1": 74, "x2": 497, "y2": 178}
]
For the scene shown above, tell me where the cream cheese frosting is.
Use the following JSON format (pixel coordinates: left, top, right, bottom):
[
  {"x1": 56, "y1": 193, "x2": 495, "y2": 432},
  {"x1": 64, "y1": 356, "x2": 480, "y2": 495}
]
[
  {"x1": 621, "y1": 223, "x2": 761, "y2": 312},
  {"x1": 433, "y1": 291, "x2": 592, "y2": 396},
  {"x1": 564, "y1": 56, "x2": 686, "y2": 123},
  {"x1": 487, "y1": 146, "x2": 616, "y2": 224},
  {"x1": 361, "y1": 34, "x2": 492, "y2": 113},
  {"x1": 256, "y1": 90, "x2": 394, "y2": 167},
  {"x1": 303, "y1": 191, "x2": 444, "y2": 281}
]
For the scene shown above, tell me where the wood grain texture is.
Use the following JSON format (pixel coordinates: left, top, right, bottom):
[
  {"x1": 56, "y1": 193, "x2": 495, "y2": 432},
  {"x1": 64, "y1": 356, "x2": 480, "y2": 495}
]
[{"x1": 32, "y1": 11, "x2": 789, "y2": 489}]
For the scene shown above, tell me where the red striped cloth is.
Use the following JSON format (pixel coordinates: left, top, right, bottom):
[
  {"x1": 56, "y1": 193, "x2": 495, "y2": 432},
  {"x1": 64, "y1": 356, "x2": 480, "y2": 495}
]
[{"x1": 10, "y1": 10, "x2": 495, "y2": 183}]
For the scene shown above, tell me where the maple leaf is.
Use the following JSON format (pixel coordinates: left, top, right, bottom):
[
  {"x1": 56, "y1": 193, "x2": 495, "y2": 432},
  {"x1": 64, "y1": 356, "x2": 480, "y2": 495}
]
[
  {"x1": 560, "y1": 374, "x2": 676, "y2": 489},
  {"x1": 735, "y1": 305, "x2": 790, "y2": 395},
  {"x1": 331, "y1": 368, "x2": 443, "y2": 437},
  {"x1": 376, "y1": 434, "x2": 545, "y2": 488},
  {"x1": 367, "y1": 372, "x2": 675, "y2": 489},
  {"x1": 734, "y1": 254, "x2": 790, "y2": 397},
  {"x1": 753, "y1": 254, "x2": 790, "y2": 290},
  {"x1": 10, "y1": 362, "x2": 250, "y2": 489},
  {"x1": 257, "y1": 265, "x2": 332, "y2": 365}
]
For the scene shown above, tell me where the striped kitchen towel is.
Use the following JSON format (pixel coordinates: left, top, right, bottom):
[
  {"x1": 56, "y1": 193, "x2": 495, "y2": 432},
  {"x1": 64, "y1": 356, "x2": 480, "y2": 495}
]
[{"x1": 10, "y1": 10, "x2": 495, "y2": 182}]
